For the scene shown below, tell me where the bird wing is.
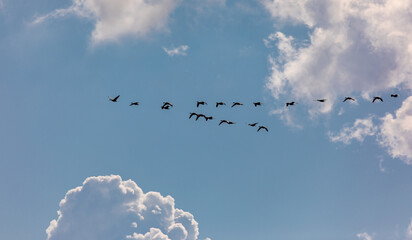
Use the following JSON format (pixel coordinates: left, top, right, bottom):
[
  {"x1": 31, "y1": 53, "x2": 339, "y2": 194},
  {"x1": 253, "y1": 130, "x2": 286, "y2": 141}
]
[{"x1": 113, "y1": 95, "x2": 120, "y2": 101}]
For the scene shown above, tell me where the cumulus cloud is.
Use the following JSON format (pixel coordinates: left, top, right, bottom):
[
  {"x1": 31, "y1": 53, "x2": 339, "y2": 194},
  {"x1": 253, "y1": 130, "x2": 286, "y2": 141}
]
[
  {"x1": 46, "y1": 175, "x2": 206, "y2": 240},
  {"x1": 357, "y1": 232, "x2": 373, "y2": 240},
  {"x1": 163, "y1": 45, "x2": 189, "y2": 56},
  {"x1": 379, "y1": 96, "x2": 412, "y2": 164},
  {"x1": 263, "y1": 0, "x2": 412, "y2": 114},
  {"x1": 328, "y1": 116, "x2": 377, "y2": 144},
  {"x1": 33, "y1": 0, "x2": 181, "y2": 44}
]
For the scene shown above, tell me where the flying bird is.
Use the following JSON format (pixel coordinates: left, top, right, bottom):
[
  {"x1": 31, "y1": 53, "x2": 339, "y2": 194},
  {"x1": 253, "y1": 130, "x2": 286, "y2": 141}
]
[
  {"x1": 197, "y1": 101, "x2": 207, "y2": 107},
  {"x1": 391, "y1": 94, "x2": 399, "y2": 98},
  {"x1": 253, "y1": 102, "x2": 262, "y2": 107},
  {"x1": 129, "y1": 102, "x2": 139, "y2": 106},
  {"x1": 219, "y1": 120, "x2": 235, "y2": 125},
  {"x1": 316, "y1": 99, "x2": 327, "y2": 103},
  {"x1": 204, "y1": 116, "x2": 213, "y2": 121},
  {"x1": 286, "y1": 102, "x2": 296, "y2": 107},
  {"x1": 257, "y1": 126, "x2": 269, "y2": 132},
  {"x1": 248, "y1": 122, "x2": 258, "y2": 127},
  {"x1": 108, "y1": 95, "x2": 120, "y2": 102},
  {"x1": 343, "y1": 97, "x2": 355, "y2": 102},
  {"x1": 189, "y1": 113, "x2": 198, "y2": 119},
  {"x1": 216, "y1": 102, "x2": 226, "y2": 108},
  {"x1": 372, "y1": 96, "x2": 383, "y2": 103},
  {"x1": 232, "y1": 102, "x2": 243, "y2": 108},
  {"x1": 196, "y1": 114, "x2": 206, "y2": 121},
  {"x1": 161, "y1": 102, "x2": 173, "y2": 109}
]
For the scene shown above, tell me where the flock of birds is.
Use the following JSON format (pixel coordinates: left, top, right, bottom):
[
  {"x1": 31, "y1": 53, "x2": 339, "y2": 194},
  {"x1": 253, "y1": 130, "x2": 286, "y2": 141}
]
[{"x1": 108, "y1": 93, "x2": 400, "y2": 133}]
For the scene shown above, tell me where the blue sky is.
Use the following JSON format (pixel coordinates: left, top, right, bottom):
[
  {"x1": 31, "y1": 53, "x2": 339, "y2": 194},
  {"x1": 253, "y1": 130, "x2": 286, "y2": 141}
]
[{"x1": 1, "y1": 1, "x2": 412, "y2": 240}]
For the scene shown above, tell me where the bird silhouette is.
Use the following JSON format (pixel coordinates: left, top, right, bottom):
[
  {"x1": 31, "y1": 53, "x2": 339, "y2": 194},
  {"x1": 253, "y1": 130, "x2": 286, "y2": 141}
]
[
  {"x1": 161, "y1": 102, "x2": 173, "y2": 109},
  {"x1": 253, "y1": 102, "x2": 262, "y2": 107},
  {"x1": 197, "y1": 101, "x2": 207, "y2": 107},
  {"x1": 204, "y1": 116, "x2": 213, "y2": 121},
  {"x1": 196, "y1": 114, "x2": 206, "y2": 121},
  {"x1": 216, "y1": 102, "x2": 226, "y2": 108},
  {"x1": 316, "y1": 99, "x2": 327, "y2": 103},
  {"x1": 248, "y1": 122, "x2": 258, "y2": 127},
  {"x1": 343, "y1": 97, "x2": 355, "y2": 102},
  {"x1": 189, "y1": 113, "x2": 198, "y2": 119},
  {"x1": 129, "y1": 102, "x2": 139, "y2": 106},
  {"x1": 219, "y1": 120, "x2": 235, "y2": 125},
  {"x1": 372, "y1": 96, "x2": 383, "y2": 103},
  {"x1": 391, "y1": 94, "x2": 399, "y2": 98},
  {"x1": 109, "y1": 95, "x2": 120, "y2": 102},
  {"x1": 257, "y1": 126, "x2": 269, "y2": 132},
  {"x1": 286, "y1": 102, "x2": 296, "y2": 107},
  {"x1": 232, "y1": 102, "x2": 243, "y2": 108}
]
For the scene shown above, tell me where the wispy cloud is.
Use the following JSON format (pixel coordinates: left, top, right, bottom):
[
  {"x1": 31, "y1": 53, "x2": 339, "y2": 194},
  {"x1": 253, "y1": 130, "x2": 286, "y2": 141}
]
[
  {"x1": 163, "y1": 45, "x2": 190, "y2": 56},
  {"x1": 328, "y1": 116, "x2": 377, "y2": 144},
  {"x1": 32, "y1": 0, "x2": 181, "y2": 45},
  {"x1": 357, "y1": 232, "x2": 373, "y2": 240}
]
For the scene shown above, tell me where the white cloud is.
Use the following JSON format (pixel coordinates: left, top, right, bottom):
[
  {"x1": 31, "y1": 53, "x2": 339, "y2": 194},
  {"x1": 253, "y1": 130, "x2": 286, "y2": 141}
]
[
  {"x1": 357, "y1": 232, "x2": 373, "y2": 240},
  {"x1": 328, "y1": 116, "x2": 377, "y2": 144},
  {"x1": 163, "y1": 45, "x2": 189, "y2": 56},
  {"x1": 407, "y1": 219, "x2": 412, "y2": 239},
  {"x1": 46, "y1": 175, "x2": 203, "y2": 240},
  {"x1": 379, "y1": 96, "x2": 412, "y2": 164},
  {"x1": 33, "y1": 0, "x2": 181, "y2": 44},
  {"x1": 263, "y1": 0, "x2": 412, "y2": 114}
]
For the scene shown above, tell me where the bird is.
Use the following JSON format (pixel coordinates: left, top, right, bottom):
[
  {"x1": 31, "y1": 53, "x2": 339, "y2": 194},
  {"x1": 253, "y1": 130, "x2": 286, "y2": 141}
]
[
  {"x1": 257, "y1": 126, "x2": 269, "y2": 132},
  {"x1": 286, "y1": 101, "x2": 296, "y2": 107},
  {"x1": 372, "y1": 96, "x2": 383, "y2": 103},
  {"x1": 343, "y1": 97, "x2": 355, "y2": 102},
  {"x1": 248, "y1": 122, "x2": 258, "y2": 127},
  {"x1": 316, "y1": 99, "x2": 327, "y2": 103},
  {"x1": 204, "y1": 116, "x2": 213, "y2": 121},
  {"x1": 161, "y1": 102, "x2": 173, "y2": 109},
  {"x1": 197, "y1": 101, "x2": 207, "y2": 107},
  {"x1": 216, "y1": 102, "x2": 226, "y2": 108},
  {"x1": 391, "y1": 94, "x2": 399, "y2": 98},
  {"x1": 219, "y1": 120, "x2": 235, "y2": 125},
  {"x1": 129, "y1": 102, "x2": 139, "y2": 106},
  {"x1": 108, "y1": 95, "x2": 120, "y2": 102},
  {"x1": 189, "y1": 113, "x2": 198, "y2": 119},
  {"x1": 232, "y1": 102, "x2": 243, "y2": 108},
  {"x1": 253, "y1": 102, "x2": 262, "y2": 107},
  {"x1": 196, "y1": 114, "x2": 206, "y2": 121}
]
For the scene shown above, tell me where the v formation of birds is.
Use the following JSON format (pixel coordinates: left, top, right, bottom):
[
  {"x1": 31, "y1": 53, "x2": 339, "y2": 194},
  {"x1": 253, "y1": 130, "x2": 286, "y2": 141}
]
[{"x1": 108, "y1": 94, "x2": 400, "y2": 133}]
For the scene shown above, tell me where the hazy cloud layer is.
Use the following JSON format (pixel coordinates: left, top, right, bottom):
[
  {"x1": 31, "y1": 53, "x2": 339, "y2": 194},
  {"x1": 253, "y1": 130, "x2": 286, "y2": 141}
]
[
  {"x1": 264, "y1": 0, "x2": 412, "y2": 114},
  {"x1": 46, "y1": 175, "x2": 205, "y2": 240},
  {"x1": 328, "y1": 116, "x2": 377, "y2": 144},
  {"x1": 379, "y1": 96, "x2": 412, "y2": 164},
  {"x1": 34, "y1": 0, "x2": 181, "y2": 44}
]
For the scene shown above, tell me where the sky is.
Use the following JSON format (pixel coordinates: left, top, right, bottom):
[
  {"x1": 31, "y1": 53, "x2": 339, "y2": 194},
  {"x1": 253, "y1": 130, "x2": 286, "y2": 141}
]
[{"x1": 1, "y1": 0, "x2": 412, "y2": 240}]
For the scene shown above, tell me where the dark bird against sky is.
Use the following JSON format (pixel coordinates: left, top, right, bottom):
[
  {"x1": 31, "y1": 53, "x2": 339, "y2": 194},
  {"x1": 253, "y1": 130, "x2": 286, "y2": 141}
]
[
  {"x1": 219, "y1": 120, "x2": 235, "y2": 125},
  {"x1": 257, "y1": 126, "x2": 269, "y2": 132},
  {"x1": 232, "y1": 102, "x2": 243, "y2": 108},
  {"x1": 109, "y1": 95, "x2": 120, "y2": 102},
  {"x1": 216, "y1": 102, "x2": 226, "y2": 108},
  {"x1": 372, "y1": 97, "x2": 383, "y2": 103},
  {"x1": 343, "y1": 97, "x2": 355, "y2": 102}
]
